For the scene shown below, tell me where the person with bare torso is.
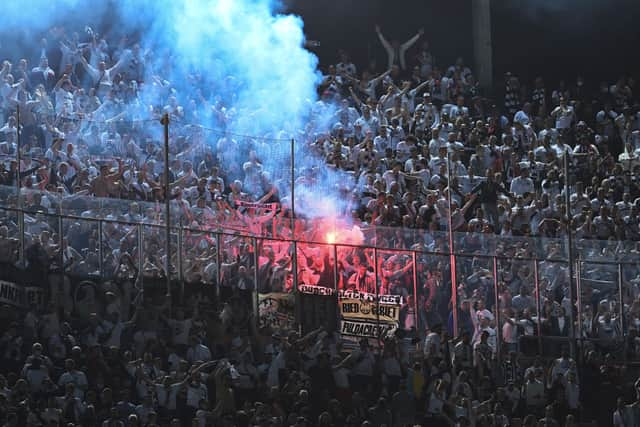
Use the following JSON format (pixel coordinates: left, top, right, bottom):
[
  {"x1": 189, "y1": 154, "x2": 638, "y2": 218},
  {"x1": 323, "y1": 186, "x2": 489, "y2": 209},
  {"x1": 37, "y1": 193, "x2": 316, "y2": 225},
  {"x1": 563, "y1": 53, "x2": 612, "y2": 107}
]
[{"x1": 89, "y1": 159, "x2": 123, "y2": 198}]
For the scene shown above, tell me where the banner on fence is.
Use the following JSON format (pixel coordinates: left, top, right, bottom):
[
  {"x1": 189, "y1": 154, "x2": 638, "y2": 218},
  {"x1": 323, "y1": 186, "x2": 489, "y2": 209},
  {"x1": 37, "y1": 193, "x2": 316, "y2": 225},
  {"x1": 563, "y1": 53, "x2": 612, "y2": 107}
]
[
  {"x1": 340, "y1": 319, "x2": 396, "y2": 339},
  {"x1": 299, "y1": 284, "x2": 335, "y2": 296},
  {"x1": 0, "y1": 281, "x2": 45, "y2": 309},
  {"x1": 258, "y1": 292, "x2": 295, "y2": 330},
  {"x1": 339, "y1": 298, "x2": 400, "y2": 323},
  {"x1": 338, "y1": 289, "x2": 402, "y2": 305}
]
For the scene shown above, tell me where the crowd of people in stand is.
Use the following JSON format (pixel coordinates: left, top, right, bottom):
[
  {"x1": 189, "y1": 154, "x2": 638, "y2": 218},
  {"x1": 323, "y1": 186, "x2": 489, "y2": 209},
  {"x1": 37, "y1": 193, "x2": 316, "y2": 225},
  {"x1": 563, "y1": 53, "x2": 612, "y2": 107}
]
[{"x1": 0, "y1": 22, "x2": 639, "y2": 426}]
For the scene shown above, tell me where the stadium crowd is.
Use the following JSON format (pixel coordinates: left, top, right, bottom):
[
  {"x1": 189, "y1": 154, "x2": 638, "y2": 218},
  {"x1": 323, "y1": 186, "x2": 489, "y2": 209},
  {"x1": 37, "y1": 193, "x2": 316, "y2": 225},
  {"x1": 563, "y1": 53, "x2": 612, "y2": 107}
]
[{"x1": 0, "y1": 23, "x2": 639, "y2": 426}]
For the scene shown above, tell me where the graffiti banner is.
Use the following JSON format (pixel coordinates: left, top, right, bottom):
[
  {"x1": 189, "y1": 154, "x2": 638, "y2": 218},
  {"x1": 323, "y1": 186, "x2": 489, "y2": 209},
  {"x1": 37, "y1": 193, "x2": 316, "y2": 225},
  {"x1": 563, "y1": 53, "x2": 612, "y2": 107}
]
[{"x1": 258, "y1": 292, "x2": 295, "y2": 330}]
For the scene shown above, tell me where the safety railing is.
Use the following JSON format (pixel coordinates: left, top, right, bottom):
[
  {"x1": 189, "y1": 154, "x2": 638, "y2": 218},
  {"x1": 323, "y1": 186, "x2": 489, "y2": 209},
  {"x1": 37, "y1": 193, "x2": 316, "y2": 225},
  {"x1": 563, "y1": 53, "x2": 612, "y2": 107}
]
[{"x1": 1, "y1": 198, "x2": 639, "y2": 368}]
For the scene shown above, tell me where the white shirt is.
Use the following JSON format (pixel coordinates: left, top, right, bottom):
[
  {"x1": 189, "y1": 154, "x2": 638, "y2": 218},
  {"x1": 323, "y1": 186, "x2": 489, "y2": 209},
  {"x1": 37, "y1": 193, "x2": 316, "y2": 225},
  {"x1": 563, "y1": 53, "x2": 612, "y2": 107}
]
[
  {"x1": 502, "y1": 319, "x2": 518, "y2": 344},
  {"x1": 510, "y1": 176, "x2": 534, "y2": 196},
  {"x1": 553, "y1": 105, "x2": 575, "y2": 129},
  {"x1": 428, "y1": 137, "x2": 447, "y2": 157}
]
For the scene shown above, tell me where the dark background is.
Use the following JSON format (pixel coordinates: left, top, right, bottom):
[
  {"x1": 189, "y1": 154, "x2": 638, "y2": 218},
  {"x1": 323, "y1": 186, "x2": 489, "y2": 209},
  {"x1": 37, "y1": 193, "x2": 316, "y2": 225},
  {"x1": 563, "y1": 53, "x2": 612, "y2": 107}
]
[{"x1": 285, "y1": 0, "x2": 640, "y2": 93}]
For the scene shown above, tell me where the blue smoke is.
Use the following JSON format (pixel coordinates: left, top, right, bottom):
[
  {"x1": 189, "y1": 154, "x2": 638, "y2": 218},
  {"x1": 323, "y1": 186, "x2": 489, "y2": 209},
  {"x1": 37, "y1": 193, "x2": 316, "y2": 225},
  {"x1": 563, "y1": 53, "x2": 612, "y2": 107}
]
[
  {"x1": 116, "y1": 0, "x2": 322, "y2": 134},
  {"x1": 1, "y1": 0, "x2": 347, "y2": 218}
]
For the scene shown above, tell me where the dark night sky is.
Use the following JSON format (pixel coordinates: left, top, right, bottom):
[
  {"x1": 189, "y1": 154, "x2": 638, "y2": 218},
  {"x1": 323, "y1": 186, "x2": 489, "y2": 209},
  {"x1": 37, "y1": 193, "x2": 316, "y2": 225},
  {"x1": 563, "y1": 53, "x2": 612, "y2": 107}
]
[{"x1": 285, "y1": 0, "x2": 640, "y2": 91}]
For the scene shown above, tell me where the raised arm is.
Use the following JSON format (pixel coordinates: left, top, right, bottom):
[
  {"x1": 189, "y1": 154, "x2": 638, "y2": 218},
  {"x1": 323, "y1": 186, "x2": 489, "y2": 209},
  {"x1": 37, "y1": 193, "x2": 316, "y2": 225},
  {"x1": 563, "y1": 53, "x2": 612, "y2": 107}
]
[
  {"x1": 401, "y1": 28, "x2": 424, "y2": 51},
  {"x1": 108, "y1": 50, "x2": 131, "y2": 76},
  {"x1": 348, "y1": 86, "x2": 364, "y2": 108},
  {"x1": 375, "y1": 25, "x2": 393, "y2": 54},
  {"x1": 386, "y1": 260, "x2": 414, "y2": 281},
  {"x1": 54, "y1": 74, "x2": 68, "y2": 91},
  {"x1": 412, "y1": 79, "x2": 430, "y2": 96},
  {"x1": 397, "y1": 81, "x2": 413, "y2": 97},
  {"x1": 370, "y1": 69, "x2": 392, "y2": 87},
  {"x1": 79, "y1": 55, "x2": 99, "y2": 81}
]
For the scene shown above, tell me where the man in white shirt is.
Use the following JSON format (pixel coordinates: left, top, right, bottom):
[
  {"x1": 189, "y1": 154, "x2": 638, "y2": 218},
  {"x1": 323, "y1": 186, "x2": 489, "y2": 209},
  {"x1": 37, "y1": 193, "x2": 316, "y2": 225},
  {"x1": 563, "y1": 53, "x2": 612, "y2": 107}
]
[
  {"x1": 551, "y1": 97, "x2": 575, "y2": 130},
  {"x1": 570, "y1": 181, "x2": 591, "y2": 212},
  {"x1": 510, "y1": 165, "x2": 534, "y2": 196},
  {"x1": 374, "y1": 126, "x2": 392, "y2": 153},
  {"x1": 375, "y1": 26, "x2": 424, "y2": 70},
  {"x1": 428, "y1": 127, "x2": 447, "y2": 157},
  {"x1": 79, "y1": 50, "x2": 130, "y2": 98},
  {"x1": 473, "y1": 312, "x2": 497, "y2": 354},
  {"x1": 449, "y1": 96, "x2": 469, "y2": 120},
  {"x1": 429, "y1": 146, "x2": 449, "y2": 173},
  {"x1": 382, "y1": 161, "x2": 406, "y2": 193},
  {"x1": 501, "y1": 309, "x2": 518, "y2": 354}
]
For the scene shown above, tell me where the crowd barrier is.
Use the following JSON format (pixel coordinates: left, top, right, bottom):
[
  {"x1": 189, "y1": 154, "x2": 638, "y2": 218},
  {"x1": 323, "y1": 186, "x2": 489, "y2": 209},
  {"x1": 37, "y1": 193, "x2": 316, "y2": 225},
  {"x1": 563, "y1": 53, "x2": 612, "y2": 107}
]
[{"x1": 1, "y1": 187, "x2": 639, "y2": 367}]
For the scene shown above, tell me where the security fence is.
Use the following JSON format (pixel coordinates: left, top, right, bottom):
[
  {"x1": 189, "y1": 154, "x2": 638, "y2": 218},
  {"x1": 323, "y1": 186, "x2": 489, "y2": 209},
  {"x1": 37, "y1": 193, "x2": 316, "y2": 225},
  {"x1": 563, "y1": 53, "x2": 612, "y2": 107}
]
[{"x1": 0, "y1": 188, "x2": 638, "y2": 367}]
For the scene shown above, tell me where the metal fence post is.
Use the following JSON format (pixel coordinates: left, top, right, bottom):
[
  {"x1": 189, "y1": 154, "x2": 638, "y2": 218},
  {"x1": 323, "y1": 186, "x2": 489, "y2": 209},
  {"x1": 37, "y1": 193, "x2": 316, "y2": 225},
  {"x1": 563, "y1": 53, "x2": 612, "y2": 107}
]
[
  {"x1": 98, "y1": 220, "x2": 104, "y2": 277},
  {"x1": 619, "y1": 262, "x2": 626, "y2": 363},
  {"x1": 216, "y1": 233, "x2": 222, "y2": 299},
  {"x1": 16, "y1": 105, "x2": 21, "y2": 197},
  {"x1": 333, "y1": 244, "x2": 339, "y2": 292},
  {"x1": 493, "y1": 256, "x2": 502, "y2": 369},
  {"x1": 177, "y1": 221, "x2": 184, "y2": 301},
  {"x1": 373, "y1": 248, "x2": 381, "y2": 346},
  {"x1": 292, "y1": 240, "x2": 300, "y2": 335},
  {"x1": 18, "y1": 210, "x2": 25, "y2": 265},
  {"x1": 412, "y1": 250, "x2": 419, "y2": 334},
  {"x1": 253, "y1": 238, "x2": 260, "y2": 333},
  {"x1": 533, "y1": 259, "x2": 543, "y2": 356},
  {"x1": 333, "y1": 244, "x2": 340, "y2": 333},
  {"x1": 290, "y1": 138, "x2": 295, "y2": 233},
  {"x1": 161, "y1": 113, "x2": 171, "y2": 297},
  {"x1": 58, "y1": 214, "x2": 64, "y2": 276},
  {"x1": 575, "y1": 258, "x2": 583, "y2": 358},
  {"x1": 137, "y1": 223, "x2": 144, "y2": 292}
]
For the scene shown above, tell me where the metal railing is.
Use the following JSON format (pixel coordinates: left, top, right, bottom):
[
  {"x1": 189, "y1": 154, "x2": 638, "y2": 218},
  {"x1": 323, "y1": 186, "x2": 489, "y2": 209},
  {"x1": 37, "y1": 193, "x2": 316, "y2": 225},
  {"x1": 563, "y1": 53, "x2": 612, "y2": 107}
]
[{"x1": 1, "y1": 195, "x2": 638, "y2": 366}]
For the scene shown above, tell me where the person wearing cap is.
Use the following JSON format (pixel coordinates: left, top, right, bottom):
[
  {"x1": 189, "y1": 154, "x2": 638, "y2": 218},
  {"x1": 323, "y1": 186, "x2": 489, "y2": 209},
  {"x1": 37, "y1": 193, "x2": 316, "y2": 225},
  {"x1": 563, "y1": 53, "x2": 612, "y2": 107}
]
[{"x1": 415, "y1": 91, "x2": 438, "y2": 122}]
